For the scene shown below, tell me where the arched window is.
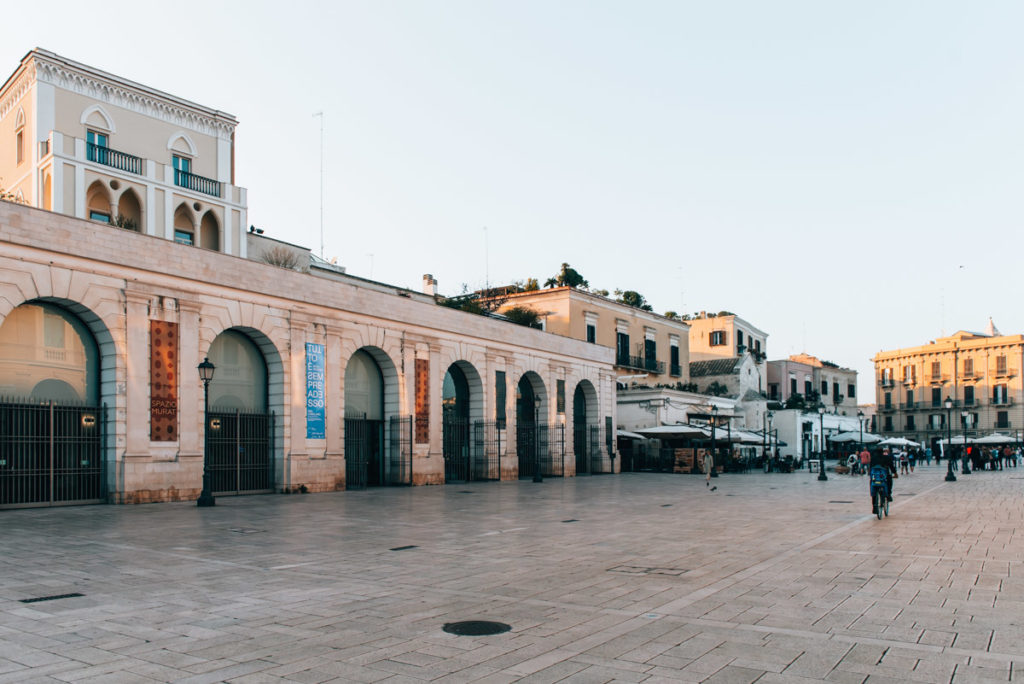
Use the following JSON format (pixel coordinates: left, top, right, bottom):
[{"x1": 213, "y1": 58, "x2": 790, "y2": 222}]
[
  {"x1": 173, "y1": 204, "x2": 195, "y2": 245},
  {"x1": 86, "y1": 181, "x2": 112, "y2": 223},
  {"x1": 199, "y1": 211, "x2": 219, "y2": 251},
  {"x1": 15, "y1": 108, "x2": 25, "y2": 165}
]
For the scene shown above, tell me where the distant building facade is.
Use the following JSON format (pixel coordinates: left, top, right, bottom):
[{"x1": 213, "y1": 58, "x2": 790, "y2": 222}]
[
  {"x1": 766, "y1": 353, "x2": 858, "y2": 414},
  {"x1": 872, "y1": 328, "x2": 1024, "y2": 447}
]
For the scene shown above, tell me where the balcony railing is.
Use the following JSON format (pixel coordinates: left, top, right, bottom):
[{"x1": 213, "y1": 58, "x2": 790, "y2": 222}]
[
  {"x1": 670, "y1": 363, "x2": 682, "y2": 377},
  {"x1": 880, "y1": 378, "x2": 894, "y2": 388},
  {"x1": 174, "y1": 169, "x2": 221, "y2": 197},
  {"x1": 994, "y1": 366, "x2": 1017, "y2": 378},
  {"x1": 616, "y1": 354, "x2": 666, "y2": 374},
  {"x1": 87, "y1": 143, "x2": 142, "y2": 175},
  {"x1": 900, "y1": 402, "x2": 917, "y2": 410},
  {"x1": 926, "y1": 374, "x2": 949, "y2": 384}
]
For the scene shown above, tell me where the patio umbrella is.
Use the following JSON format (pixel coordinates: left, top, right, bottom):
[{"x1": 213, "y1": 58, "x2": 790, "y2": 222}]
[
  {"x1": 938, "y1": 436, "x2": 976, "y2": 445},
  {"x1": 879, "y1": 437, "x2": 921, "y2": 447},
  {"x1": 830, "y1": 432, "x2": 883, "y2": 444},
  {"x1": 973, "y1": 433, "x2": 1015, "y2": 445},
  {"x1": 616, "y1": 430, "x2": 647, "y2": 440}
]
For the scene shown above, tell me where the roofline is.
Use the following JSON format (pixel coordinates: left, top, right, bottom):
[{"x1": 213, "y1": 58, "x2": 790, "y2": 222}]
[
  {"x1": 3, "y1": 48, "x2": 238, "y2": 125},
  {"x1": 690, "y1": 313, "x2": 768, "y2": 339},
  {"x1": 499, "y1": 286, "x2": 691, "y2": 329}
]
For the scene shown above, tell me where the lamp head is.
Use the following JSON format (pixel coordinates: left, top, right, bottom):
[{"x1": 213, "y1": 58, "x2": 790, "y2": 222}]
[
  {"x1": 944, "y1": 397, "x2": 953, "y2": 410},
  {"x1": 198, "y1": 357, "x2": 216, "y2": 384},
  {"x1": 817, "y1": 405, "x2": 825, "y2": 415}
]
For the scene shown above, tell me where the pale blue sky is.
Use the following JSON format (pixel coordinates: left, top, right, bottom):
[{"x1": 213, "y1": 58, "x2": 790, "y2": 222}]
[{"x1": 4, "y1": 1, "x2": 1023, "y2": 400}]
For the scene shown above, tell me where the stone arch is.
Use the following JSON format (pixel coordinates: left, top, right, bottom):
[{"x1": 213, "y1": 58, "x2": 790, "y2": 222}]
[
  {"x1": 167, "y1": 132, "x2": 197, "y2": 156},
  {"x1": 344, "y1": 346, "x2": 401, "y2": 420},
  {"x1": 86, "y1": 180, "x2": 112, "y2": 222},
  {"x1": 517, "y1": 370, "x2": 547, "y2": 425},
  {"x1": 343, "y1": 346, "x2": 401, "y2": 488},
  {"x1": 116, "y1": 188, "x2": 142, "y2": 232},
  {"x1": 443, "y1": 359, "x2": 484, "y2": 424},
  {"x1": 199, "y1": 210, "x2": 220, "y2": 251},
  {"x1": 201, "y1": 324, "x2": 284, "y2": 416},
  {"x1": 79, "y1": 104, "x2": 115, "y2": 133},
  {"x1": 173, "y1": 203, "x2": 195, "y2": 245}
]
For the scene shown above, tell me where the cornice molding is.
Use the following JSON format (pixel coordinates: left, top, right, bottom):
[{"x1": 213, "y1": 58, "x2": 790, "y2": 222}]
[{"x1": 31, "y1": 53, "x2": 236, "y2": 140}]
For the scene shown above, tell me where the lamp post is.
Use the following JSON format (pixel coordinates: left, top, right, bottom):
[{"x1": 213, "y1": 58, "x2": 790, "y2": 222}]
[
  {"x1": 197, "y1": 357, "x2": 216, "y2": 507},
  {"x1": 944, "y1": 397, "x2": 956, "y2": 481},
  {"x1": 857, "y1": 409, "x2": 865, "y2": 447},
  {"x1": 817, "y1": 404, "x2": 827, "y2": 481},
  {"x1": 961, "y1": 409, "x2": 971, "y2": 475},
  {"x1": 763, "y1": 410, "x2": 773, "y2": 464},
  {"x1": 710, "y1": 405, "x2": 718, "y2": 478}
]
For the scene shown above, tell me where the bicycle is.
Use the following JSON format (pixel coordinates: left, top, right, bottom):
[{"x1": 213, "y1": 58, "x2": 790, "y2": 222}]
[{"x1": 870, "y1": 465, "x2": 889, "y2": 519}]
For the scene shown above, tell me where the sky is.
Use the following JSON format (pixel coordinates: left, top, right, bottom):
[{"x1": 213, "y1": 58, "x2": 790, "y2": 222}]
[{"x1": 3, "y1": 1, "x2": 1023, "y2": 401}]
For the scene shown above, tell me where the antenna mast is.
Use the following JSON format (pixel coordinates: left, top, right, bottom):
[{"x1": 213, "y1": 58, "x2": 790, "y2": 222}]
[{"x1": 313, "y1": 112, "x2": 324, "y2": 259}]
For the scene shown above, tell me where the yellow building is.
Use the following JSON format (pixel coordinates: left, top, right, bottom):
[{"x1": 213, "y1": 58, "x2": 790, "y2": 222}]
[
  {"x1": 494, "y1": 287, "x2": 691, "y2": 386},
  {"x1": 0, "y1": 48, "x2": 247, "y2": 255},
  {"x1": 873, "y1": 327, "x2": 1024, "y2": 445}
]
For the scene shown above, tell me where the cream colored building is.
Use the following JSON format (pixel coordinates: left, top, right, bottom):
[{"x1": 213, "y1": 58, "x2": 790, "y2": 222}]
[
  {"x1": 0, "y1": 48, "x2": 247, "y2": 255},
  {"x1": 494, "y1": 287, "x2": 691, "y2": 387},
  {"x1": 873, "y1": 328, "x2": 1024, "y2": 447},
  {"x1": 766, "y1": 353, "x2": 858, "y2": 414},
  {"x1": 688, "y1": 312, "x2": 767, "y2": 362}
]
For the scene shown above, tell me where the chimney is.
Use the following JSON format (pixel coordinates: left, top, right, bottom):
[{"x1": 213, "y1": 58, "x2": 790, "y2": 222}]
[{"x1": 422, "y1": 274, "x2": 437, "y2": 296}]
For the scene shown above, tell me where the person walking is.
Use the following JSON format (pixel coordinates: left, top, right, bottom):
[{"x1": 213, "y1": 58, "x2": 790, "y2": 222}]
[
  {"x1": 924, "y1": 446, "x2": 932, "y2": 466},
  {"x1": 870, "y1": 448, "x2": 897, "y2": 514},
  {"x1": 859, "y1": 445, "x2": 870, "y2": 476},
  {"x1": 908, "y1": 448, "x2": 916, "y2": 473}
]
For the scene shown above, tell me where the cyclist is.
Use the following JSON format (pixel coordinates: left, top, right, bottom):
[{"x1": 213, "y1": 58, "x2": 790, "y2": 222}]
[{"x1": 869, "y1": 448, "x2": 897, "y2": 515}]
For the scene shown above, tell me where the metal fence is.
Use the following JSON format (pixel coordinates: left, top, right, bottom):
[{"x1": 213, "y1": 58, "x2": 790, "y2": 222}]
[
  {"x1": 207, "y1": 410, "x2": 274, "y2": 495},
  {"x1": 345, "y1": 416, "x2": 380, "y2": 490},
  {"x1": 588, "y1": 424, "x2": 609, "y2": 474},
  {"x1": 443, "y1": 414, "x2": 471, "y2": 482},
  {"x1": 388, "y1": 416, "x2": 413, "y2": 486},
  {"x1": 0, "y1": 400, "x2": 105, "y2": 508},
  {"x1": 517, "y1": 423, "x2": 565, "y2": 479},
  {"x1": 471, "y1": 420, "x2": 504, "y2": 481}
]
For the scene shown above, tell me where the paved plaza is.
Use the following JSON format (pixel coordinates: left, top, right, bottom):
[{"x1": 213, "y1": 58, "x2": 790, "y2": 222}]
[{"x1": 1, "y1": 463, "x2": 1023, "y2": 683}]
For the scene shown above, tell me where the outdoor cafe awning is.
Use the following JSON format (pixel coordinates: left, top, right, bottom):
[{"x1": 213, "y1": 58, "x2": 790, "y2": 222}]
[
  {"x1": 616, "y1": 430, "x2": 647, "y2": 440},
  {"x1": 634, "y1": 424, "x2": 710, "y2": 439}
]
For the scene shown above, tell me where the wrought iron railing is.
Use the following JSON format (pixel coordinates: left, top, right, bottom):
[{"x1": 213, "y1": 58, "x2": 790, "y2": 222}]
[
  {"x1": 174, "y1": 168, "x2": 221, "y2": 197},
  {"x1": 87, "y1": 143, "x2": 142, "y2": 174},
  {"x1": 616, "y1": 354, "x2": 665, "y2": 374},
  {"x1": 670, "y1": 363, "x2": 682, "y2": 377}
]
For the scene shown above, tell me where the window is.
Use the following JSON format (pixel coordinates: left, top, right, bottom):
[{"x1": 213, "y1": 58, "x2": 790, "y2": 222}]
[
  {"x1": 736, "y1": 330, "x2": 744, "y2": 353},
  {"x1": 616, "y1": 332, "x2": 629, "y2": 365},
  {"x1": 997, "y1": 411, "x2": 1009, "y2": 428},
  {"x1": 710, "y1": 331, "x2": 726, "y2": 346},
  {"x1": 821, "y1": 380, "x2": 828, "y2": 396},
  {"x1": 15, "y1": 109, "x2": 25, "y2": 165},
  {"x1": 754, "y1": 340, "x2": 761, "y2": 353},
  {"x1": 833, "y1": 382, "x2": 840, "y2": 400},
  {"x1": 586, "y1": 324, "x2": 596, "y2": 343},
  {"x1": 670, "y1": 345, "x2": 680, "y2": 376},
  {"x1": 906, "y1": 389, "x2": 914, "y2": 407},
  {"x1": 174, "y1": 229, "x2": 194, "y2": 246},
  {"x1": 884, "y1": 416, "x2": 893, "y2": 431},
  {"x1": 790, "y1": 377, "x2": 797, "y2": 395},
  {"x1": 931, "y1": 361, "x2": 941, "y2": 378},
  {"x1": 881, "y1": 368, "x2": 893, "y2": 385},
  {"x1": 884, "y1": 392, "x2": 892, "y2": 409},
  {"x1": 644, "y1": 338, "x2": 656, "y2": 368},
  {"x1": 906, "y1": 415, "x2": 916, "y2": 430},
  {"x1": 173, "y1": 154, "x2": 191, "y2": 174},
  {"x1": 993, "y1": 384, "x2": 1007, "y2": 405},
  {"x1": 804, "y1": 379, "x2": 812, "y2": 396},
  {"x1": 848, "y1": 384, "x2": 856, "y2": 398},
  {"x1": 930, "y1": 414, "x2": 943, "y2": 429},
  {"x1": 495, "y1": 371, "x2": 506, "y2": 428},
  {"x1": 903, "y1": 365, "x2": 916, "y2": 383},
  {"x1": 89, "y1": 210, "x2": 111, "y2": 223},
  {"x1": 86, "y1": 130, "x2": 109, "y2": 165},
  {"x1": 963, "y1": 358, "x2": 973, "y2": 377},
  {"x1": 996, "y1": 355, "x2": 1007, "y2": 375},
  {"x1": 964, "y1": 385, "x2": 974, "y2": 406},
  {"x1": 43, "y1": 312, "x2": 66, "y2": 348},
  {"x1": 931, "y1": 387, "x2": 941, "y2": 407},
  {"x1": 769, "y1": 383, "x2": 779, "y2": 400}
]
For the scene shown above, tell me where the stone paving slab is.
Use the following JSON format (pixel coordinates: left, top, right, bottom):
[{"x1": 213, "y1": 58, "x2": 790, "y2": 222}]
[{"x1": 1, "y1": 463, "x2": 1022, "y2": 682}]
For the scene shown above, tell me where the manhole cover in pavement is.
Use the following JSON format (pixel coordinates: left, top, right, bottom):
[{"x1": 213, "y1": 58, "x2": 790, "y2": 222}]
[{"x1": 443, "y1": 620, "x2": 511, "y2": 636}]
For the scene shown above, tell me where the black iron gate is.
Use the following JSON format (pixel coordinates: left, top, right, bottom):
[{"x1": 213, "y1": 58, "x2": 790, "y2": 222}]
[
  {"x1": 345, "y1": 416, "x2": 383, "y2": 490},
  {"x1": 207, "y1": 410, "x2": 274, "y2": 495},
  {"x1": 443, "y1": 414, "x2": 471, "y2": 483},
  {"x1": 544, "y1": 424, "x2": 564, "y2": 477},
  {"x1": 517, "y1": 422, "x2": 539, "y2": 479},
  {"x1": 574, "y1": 423, "x2": 590, "y2": 475},
  {"x1": 387, "y1": 416, "x2": 413, "y2": 486},
  {"x1": 472, "y1": 421, "x2": 503, "y2": 481},
  {"x1": 0, "y1": 400, "x2": 105, "y2": 508}
]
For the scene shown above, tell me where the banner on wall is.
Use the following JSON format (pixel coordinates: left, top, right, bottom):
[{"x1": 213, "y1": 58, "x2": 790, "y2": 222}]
[
  {"x1": 305, "y1": 342, "x2": 326, "y2": 439},
  {"x1": 150, "y1": 320, "x2": 178, "y2": 441}
]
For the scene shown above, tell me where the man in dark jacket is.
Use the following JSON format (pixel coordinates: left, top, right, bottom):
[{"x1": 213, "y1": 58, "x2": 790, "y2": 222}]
[{"x1": 869, "y1": 448, "x2": 897, "y2": 513}]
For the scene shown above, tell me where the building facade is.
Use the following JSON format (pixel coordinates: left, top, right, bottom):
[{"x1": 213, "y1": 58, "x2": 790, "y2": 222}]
[
  {"x1": 0, "y1": 201, "x2": 617, "y2": 507},
  {"x1": 1, "y1": 49, "x2": 247, "y2": 255},
  {"x1": 873, "y1": 330, "x2": 1024, "y2": 447},
  {"x1": 766, "y1": 353, "x2": 858, "y2": 414},
  {"x1": 494, "y1": 287, "x2": 692, "y2": 387}
]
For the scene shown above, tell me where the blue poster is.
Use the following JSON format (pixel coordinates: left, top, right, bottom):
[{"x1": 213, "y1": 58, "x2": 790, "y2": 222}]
[{"x1": 305, "y1": 343, "x2": 326, "y2": 439}]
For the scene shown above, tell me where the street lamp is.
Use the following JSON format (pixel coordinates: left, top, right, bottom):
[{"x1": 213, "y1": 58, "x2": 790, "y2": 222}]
[
  {"x1": 710, "y1": 405, "x2": 719, "y2": 478},
  {"x1": 763, "y1": 410, "x2": 773, "y2": 463},
  {"x1": 961, "y1": 409, "x2": 971, "y2": 475},
  {"x1": 817, "y1": 403, "x2": 827, "y2": 481},
  {"x1": 944, "y1": 397, "x2": 956, "y2": 482},
  {"x1": 857, "y1": 409, "x2": 865, "y2": 446},
  {"x1": 197, "y1": 357, "x2": 216, "y2": 507}
]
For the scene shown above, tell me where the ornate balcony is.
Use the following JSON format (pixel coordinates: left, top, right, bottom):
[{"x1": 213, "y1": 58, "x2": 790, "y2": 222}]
[
  {"x1": 87, "y1": 143, "x2": 142, "y2": 175},
  {"x1": 174, "y1": 169, "x2": 221, "y2": 197}
]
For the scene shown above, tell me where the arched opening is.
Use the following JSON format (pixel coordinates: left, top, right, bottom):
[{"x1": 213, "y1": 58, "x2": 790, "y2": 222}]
[
  {"x1": 199, "y1": 210, "x2": 220, "y2": 251},
  {"x1": 205, "y1": 329, "x2": 273, "y2": 494},
  {"x1": 442, "y1": 361, "x2": 488, "y2": 483},
  {"x1": 173, "y1": 204, "x2": 195, "y2": 246},
  {"x1": 0, "y1": 301, "x2": 107, "y2": 506},
  {"x1": 573, "y1": 380, "x2": 600, "y2": 475},
  {"x1": 344, "y1": 348, "x2": 404, "y2": 489},
  {"x1": 516, "y1": 372, "x2": 548, "y2": 479},
  {"x1": 86, "y1": 181, "x2": 112, "y2": 223},
  {"x1": 116, "y1": 189, "x2": 142, "y2": 232}
]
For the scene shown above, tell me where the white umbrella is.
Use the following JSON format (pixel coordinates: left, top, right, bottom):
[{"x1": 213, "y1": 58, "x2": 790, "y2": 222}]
[
  {"x1": 938, "y1": 436, "x2": 976, "y2": 445},
  {"x1": 973, "y1": 433, "x2": 1016, "y2": 445},
  {"x1": 830, "y1": 431, "x2": 883, "y2": 443},
  {"x1": 879, "y1": 437, "x2": 921, "y2": 447},
  {"x1": 616, "y1": 430, "x2": 647, "y2": 440}
]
